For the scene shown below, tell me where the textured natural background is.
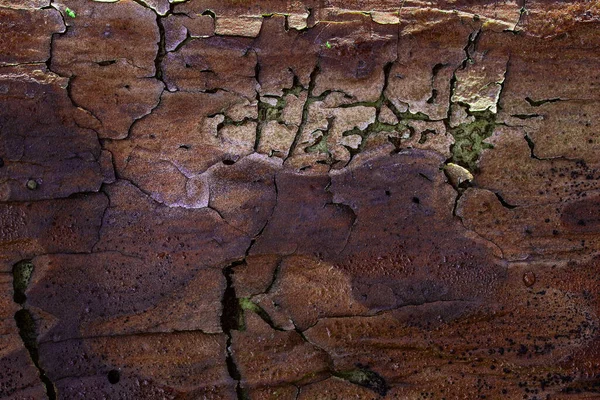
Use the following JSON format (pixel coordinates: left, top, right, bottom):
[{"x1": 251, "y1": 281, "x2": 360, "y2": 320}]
[{"x1": 1, "y1": 0, "x2": 600, "y2": 399}]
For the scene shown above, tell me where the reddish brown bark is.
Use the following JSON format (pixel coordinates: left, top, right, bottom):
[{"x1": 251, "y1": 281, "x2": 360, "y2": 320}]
[{"x1": 1, "y1": 0, "x2": 600, "y2": 399}]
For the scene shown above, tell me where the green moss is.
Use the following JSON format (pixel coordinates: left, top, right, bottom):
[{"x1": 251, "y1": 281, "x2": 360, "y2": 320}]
[
  {"x1": 239, "y1": 297, "x2": 261, "y2": 313},
  {"x1": 258, "y1": 101, "x2": 282, "y2": 122},
  {"x1": 448, "y1": 110, "x2": 496, "y2": 172},
  {"x1": 258, "y1": 80, "x2": 305, "y2": 127},
  {"x1": 306, "y1": 130, "x2": 330, "y2": 154},
  {"x1": 214, "y1": 114, "x2": 255, "y2": 135},
  {"x1": 282, "y1": 75, "x2": 305, "y2": 97},
  {"x1": 238, "y1": 297, "x2": 282, "y2": 331},
  {"x1": 236, "y1": 297, "x2": 259, "y2": 331},
  {"x1": 370, "y1": 121, "x2": 402, "y2": 133},
  {"x1": 13, "y1": 260, "x2": 33, "y2": 304}
]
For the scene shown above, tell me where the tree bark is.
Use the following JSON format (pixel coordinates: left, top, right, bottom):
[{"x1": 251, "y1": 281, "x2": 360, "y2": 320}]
[{"x1": 1, "y1": 0, "x2": 600, "y2": 398}]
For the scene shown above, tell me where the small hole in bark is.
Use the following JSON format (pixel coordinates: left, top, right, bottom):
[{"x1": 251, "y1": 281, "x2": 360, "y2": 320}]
[
  {"x1": 412, "y1": 196, "x2": 420, "y2": 204},
  {"x1": 107, "y1": 369, "x2": 120, "y2": 384},
  {"x1": 0, "y1": 157, "x2": 4, "y2": 168},
  {"x1": 385, "y1": 190, "x2": 391, "y2": 196},
  {"x1": 97, "y1": 60, "x2": 117, "y2": 67},
  {"x1": 222, "y1": 159, "x2": 235, "y2": 165},
  {"x1": 179, "y1": 144, "x2": 191, "y2": 150}
]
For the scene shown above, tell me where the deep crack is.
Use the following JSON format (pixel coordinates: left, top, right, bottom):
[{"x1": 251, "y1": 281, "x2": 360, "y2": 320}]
[
  {"x1": 221, "y1": 261, "x2": 249, "y2": 400},
  {"x1": 217, "y1": 174, "x2": 279, "y2": 399},
  {"x1": 12, "y1": 260, "x2": 57, "y2": 400},
  {"x1": 154, "y1": 14, "x2": 167, "y2": 82},
  {"x1": 285, "y1": 64, "x2": 320, "y2": 160}
]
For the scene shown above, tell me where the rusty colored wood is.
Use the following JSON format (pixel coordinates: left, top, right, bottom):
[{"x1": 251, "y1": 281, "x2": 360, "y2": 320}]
[{"x1": 1, "y1": 0, "x2": 600, "y2": 399}]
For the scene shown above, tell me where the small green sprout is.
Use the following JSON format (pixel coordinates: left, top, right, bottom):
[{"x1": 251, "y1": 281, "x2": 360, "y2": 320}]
[
  {"x1": 65, "y1": 7, "x2": 76, "y2": 18},
  {"x1": 325, "y1": 41, "x2": 332, "y2": 49}
]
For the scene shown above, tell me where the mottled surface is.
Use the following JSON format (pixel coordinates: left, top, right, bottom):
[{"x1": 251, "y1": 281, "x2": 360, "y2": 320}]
[{"x1": 1, "y1": 0, "x2": 600, "y2": 399}]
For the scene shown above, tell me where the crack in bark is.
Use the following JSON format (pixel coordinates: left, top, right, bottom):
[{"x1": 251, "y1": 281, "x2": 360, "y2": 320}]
[
  {"x1": 89, "y1": 188, "x2": 110, "y2": 252},
  {"x1": 263, "y1": 258, "x2": 283, "y2": 295},
  {"x1": 12, "y1": 260, "x2": 57, "y2": 400},
  {"x1": 494, "y1": 191, "x2": 518, "y2": 209},
  {"x1": 523, "y1": 133, "x2": 591, "y2": 164},
  {"x1": 525, "y1": 96, "x2": 563, "y2": 107},
  {"x1": 221, "y1": 262, "x2": 248, "y2": 400},
  {"x1": 513, "y1": 0, "x2": 528, "y2": 31},
  {"x1": 427, "y1": 62, "x2": 448, "y2": 104},
  {"x1": 65, "y1": 75, "x2": 103, "y2": 126},
  {"x1": 239, "y1": 297, "x2": 287, "y2": 332},
  {"x1": 43, "y1": 9, "x2": 107, "y2": 133},
  {"x1": 154, "y1": 12, "x2": 167, "y2": 82},
  {"x1": 297, "y1": 299, "x2": 477, "y2": 334},
  {"x1": 445, "y1": 32, "x2": 510, "y2": 247},
  {"x1": 116, "y1": 85, "x2": 160, "y2": 140},
  {"x1": 217, "y1": 169, "x2": 279, "y2": 399},
  {"x1": 339, "y1": 60, "x2": 400, "y2": 164},
  {"x1": 285, "y1": 64, "x2": 320, "y2": 161},
  {"x1": 45, "y1": 0, "x2": 66, "y2": 70},
  {"x1": 39, "y1": 328, "x2": 221, "y2": 346},
  {"x1": 289, "y1": 322, "x2": 391, "y2": 396},
  {"x1": 325, "y1": 181, "x2": 358, "y2": 256}
]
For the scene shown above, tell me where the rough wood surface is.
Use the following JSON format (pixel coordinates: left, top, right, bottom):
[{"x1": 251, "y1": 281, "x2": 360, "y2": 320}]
[{"x1": 1, "y1": 0, "x2": 600, "y2": 399}]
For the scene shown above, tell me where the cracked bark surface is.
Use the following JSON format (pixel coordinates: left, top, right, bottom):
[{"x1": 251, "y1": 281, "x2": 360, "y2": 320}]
[{"x1": 1, "y1": 0, "x2": 600, "y2": 399}]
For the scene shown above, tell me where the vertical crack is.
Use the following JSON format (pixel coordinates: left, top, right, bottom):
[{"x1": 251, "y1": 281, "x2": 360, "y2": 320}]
[
  {"x1": 514, "y1": 0, "x2": 528, "y2": 31},
  {"x1": 426, "y1": 63, "x2": 447, "y2": 104},
  {"x1": 442, "y1": 28, "x2": 486, "y2": 217},
  {"x1": 218, "y1": 176, "x2": 278, "y2": 399},
  {"x1": 12, "y1": 260, "x2": 57, "y2": 400},
  {"x1": 221, "y1": 261, "x2": 248, "y2": 400},
  {"x1": 524, "y1": 133, "x2": 541, "y2": 160},
  {"x1": 253, "y1": 56, "x2": 262, "y2": 152},
  {"x1": 45, "y1": 2, "x2": 103, "y2": 129},
  {"x1": 445, "y1": 28, "x2": 482, "y2": 122},
  {"x1": 444, "y1": 28, "x2": 500, "y2": 173},
  {"x1": 45, "y1": 0, "x2": 66, "y2": 73},
  {"x1": 285, "y1": 64, "x2": 320, "y2": 160},
  {"x1": 155, "y1": 13, "x2": 167, "y2": 82},
  {"x1": 65, "y1": 75, "x2": 103, "y2": 125}
]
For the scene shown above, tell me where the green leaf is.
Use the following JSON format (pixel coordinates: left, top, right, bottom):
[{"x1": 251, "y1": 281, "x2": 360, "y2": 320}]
[
  {"x1": 325, "y1": 41, "x2": 332, "y2": 49},
  {"x1": 65, "y1": 7, "x2": 76, "y2": 18}
]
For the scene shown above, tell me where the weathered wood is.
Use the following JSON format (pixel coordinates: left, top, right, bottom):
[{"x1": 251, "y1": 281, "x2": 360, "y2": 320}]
[{"x1": 1, "y1": 0, "x2": 600, "y2": 398}]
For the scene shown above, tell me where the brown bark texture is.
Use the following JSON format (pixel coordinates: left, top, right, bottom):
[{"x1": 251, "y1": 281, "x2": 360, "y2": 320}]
[{"x1": 1, "y1": 0, "x2": 600, "y2": 399}]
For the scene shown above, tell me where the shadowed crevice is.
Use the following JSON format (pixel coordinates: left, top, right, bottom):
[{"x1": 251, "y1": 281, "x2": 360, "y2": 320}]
[
  {"x1": 12, "y1": 260, "x2": 57, "y2": 400},
  {"x1": 220, "y1": 261, "x2": 249, "y2": 400}
]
